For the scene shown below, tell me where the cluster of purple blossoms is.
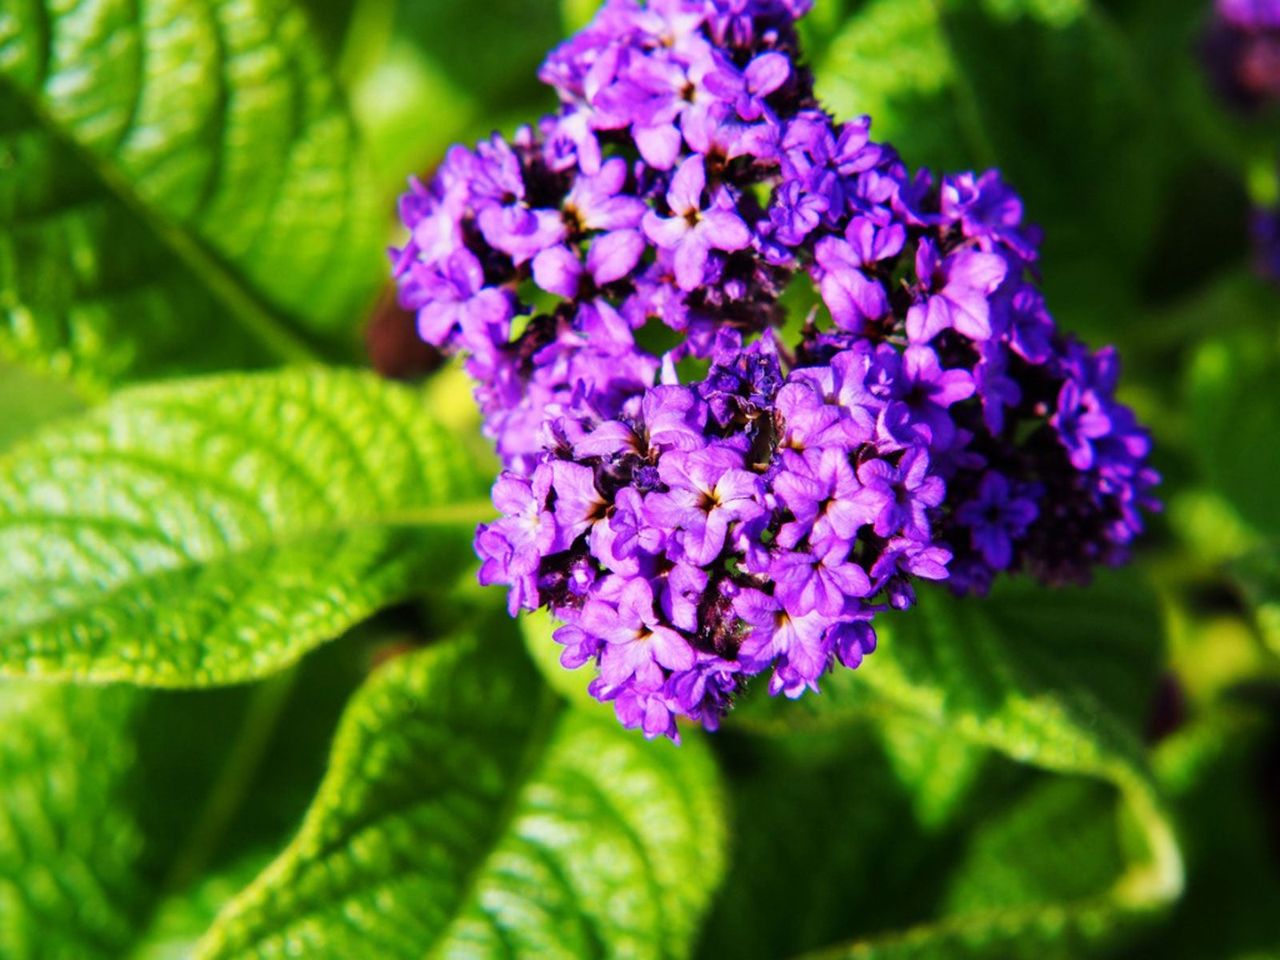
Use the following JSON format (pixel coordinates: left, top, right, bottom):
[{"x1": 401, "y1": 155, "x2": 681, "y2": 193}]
[
  {"x1": 391, "y1": 0, "x2": 1159, "y2": 740},
  {"x1": 1202, "y1": 0, "x2": 1280, "y2": 108}
]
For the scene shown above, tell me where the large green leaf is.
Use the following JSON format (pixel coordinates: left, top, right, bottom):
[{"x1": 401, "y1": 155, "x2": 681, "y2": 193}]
[
  {"x1": 753, "y1": 572, "x2": 1185, "y2": 958},
  {"x1": 939, "y1": 778, "x2": 1127, "y2": 924},
  {"x1": 697, "y1": 724, "x2": 1031, "y2": 960},
  {"x1": 0, "y1": 627, "x2": 377, "y2": 959},
  {"x1": 0, "y1": 368, "x2": 488, "y2": 685},
  {"x1": 0, "y1": 683, "x2": 147, "y2": 959},
  {"x1": 1120, "y1": 709, "x2": 1280, "y2": 959},
  {"x1": 815, "y1": 0, "x2": 1158, "y2": 341},
  {"x1": 196, "y1": 633, "x2": 728, "y2": 959},
  {"x1": 0, "y1": 0, "x2": 381, "y2": 385}
]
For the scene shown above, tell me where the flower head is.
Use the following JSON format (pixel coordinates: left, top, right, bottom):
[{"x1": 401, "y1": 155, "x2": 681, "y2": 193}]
[{"x1": 392, "y1": 0, "x2": 1159, "y2": 740}]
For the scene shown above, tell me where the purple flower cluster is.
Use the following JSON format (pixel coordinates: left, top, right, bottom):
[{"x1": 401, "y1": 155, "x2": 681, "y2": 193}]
[
  {"x1": 1202, "y1": 0, "x2": 1280, "y2": 108},
  {"x1": 391, "y1": 0, "x2": 1159, "y2": 740}
]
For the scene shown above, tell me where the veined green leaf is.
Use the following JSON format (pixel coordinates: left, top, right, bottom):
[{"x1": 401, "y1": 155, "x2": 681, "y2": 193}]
[
  {"x1": 0, "y1": 628, "x2": 383, "y2": 959},
  {"x1": 815, "y1": 0, "x2": 1158, "y2": 342},
  {"x1": 816, "y1": 0, "x2": 976, "y2": 174},
  {"x1": 130, "y1": 851, "x2": 275, "y2": 960},
  {"x1": 196, "y1": 633, "x2": 728, "y2": 959},
  {"x1": 696, "y1": 723, "x2": 1018, "y2": 960},
  {"x1": 0, "y1": 683, "x2": 147, "y2": 959},
  {"x1": 779, "y1": 572, "x2": 1182, "y2": 959},
  {"x1": 0, "y1": 0, "x2": 382, "y2": 384},
  {"x1": 0, "y1": 368, "x2": 488, "y2": 686},
  {"x1": 940, "y1": 778, "x2": 1127, "y2": 922}
]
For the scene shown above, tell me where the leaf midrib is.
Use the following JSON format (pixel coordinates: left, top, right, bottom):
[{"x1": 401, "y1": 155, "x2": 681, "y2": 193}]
[
  {"x1": 0, "y1": 72, "x2": 331, "y2": 366},
  {"x1": 197, "y1": 674, "x2": 566, "y2": 959},
  {"x1": 0, "y1": 499, "x2": 494, "y2": 647}
]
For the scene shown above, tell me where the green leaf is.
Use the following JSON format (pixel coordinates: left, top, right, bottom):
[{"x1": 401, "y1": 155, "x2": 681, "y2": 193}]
[
  {"x1": 196, "y1": 632, "x2": 728, "y2": 959},
  {"x1": 0, "y1": 683, "x2": 148, "y2": 959},
  {"x1": 1187, "y1": 329, "x2": 1280, "y2": 539},
  {"x1": 0, "y1": 0, "x2": 382, "y2": 384},
  {"x1": 698, "y1": 724, "x2": 1021, "y2": 960},
  {"x1": 1129, "y1": 710, "x2": 1280, "y2": 959},
  {"x1": 816, "y1": 0, "x2": 1097, "y2": 168},
  {"x1": 342, "y1": 0, "x2": 564, "y2": 203},
  {"x1": 0, "y1": 625, "x2": 389, "y2": 959},
  {"x1": 776, "y1": 572, "x2": 1182, "y2": 958},
  {"x1": 391, "y1": 0, "x2": 562, "y2": 108},
  {"x1": 816, "y1": 0, "x2": 976, "y2": 175},
  {"x1": 940, "y1": 779, "x2": 1127, "y2": 920},
  {"x1": 0, "y1": 361, "x2": 86, "y2": 453},
  {"x1": 1227, "y1": 548, "x2": 1280, "y2": 657},
  {"x1": 130, "y1": 852, "x2": 276, "y2": 960},
  {"x1": 815, "y1": 0, "x2": 1159, "y2": 339},
  {"x1": 875, "y1": 715, "x2": 989, "y2": 832},
  {"x1": 0, "y1": 367, "x2": 488, "y2": 686}
]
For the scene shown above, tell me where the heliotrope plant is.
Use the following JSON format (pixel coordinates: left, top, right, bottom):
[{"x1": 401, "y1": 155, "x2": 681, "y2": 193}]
[{"x1": 390, "y1": 0, "x2": 1159, "y2": 740}]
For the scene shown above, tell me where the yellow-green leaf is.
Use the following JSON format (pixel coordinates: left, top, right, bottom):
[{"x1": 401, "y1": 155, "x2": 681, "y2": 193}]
[
  {"x1": 196, "y1": 634, "x2": 728, "y2": 960},
  {"x1": 0, "y1": 368, "x2": 487, "y2": 685}
]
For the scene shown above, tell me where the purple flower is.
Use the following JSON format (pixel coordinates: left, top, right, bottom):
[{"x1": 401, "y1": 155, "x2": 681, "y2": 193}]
[
  {"x1": 609, "y1": 684, "x2": 681, "y2": 741},
  {"x1": 665, "y1": 653, "x2": 740, "y2": 731},
  {"x1": 704, "y1": 50, "x2": 791, "y2": 121},
  {"x1": 479, "y1": 206, "x2": 568, "y2": 265},
  {"x1": 550, "y1": 460, "x2": 607, "y2": 550},
  {"x1": 734, "y1": 589, "x2": 831, "y2": 697},
  {"x1": 643, "y1": 157, "x2": 752, "y2": 290},
  {"x1": 852, "y1": 447, "x2": 945, "y2": 540},
  {"x1": 769, "y1": 546, "x2": 872, "y2": 617},
  {"x1": 941, "y1": 171, "x2": 1039, "y2": 262},
  {"x1": 532, "y1": 230, "x2": 646, "y2": 298},
  {"x1": 906, "y1": 239, "x2": 1007, "y2": 343},
  {"x1": 1220, "y1": 0, "x2": 1280, "y2": 28},
  {"x1": 584, "y1": 579, "x2": 696, "y2": 688},
  {"x1": 871, "y1": 537, "x2": 952, "y2": 584},
  {"x1": 775, "y1": 378, "x2": 865, "y2": 451},
  {"x1": 813, "y1": 217, "x2": 905, "y2": 332},
  {"x1": 400, "y1": 249, "x2": 514, "y2": 351},
  {"x1": 886, "y1": 345, "x2": 976, "y2": 450},
  {"x1": 1202, "y1": 0, "x2": 1280, "y2": 109},
  {"x1": 476, "y1": 469, "x2": 554, "y2": 615},
  {"x1": 645, "y1": 445, "x2": 765, "y2": 565},
  {"x1": 955, "y1": 472, "x2": 1040, "y2": 570},
  {"x1": 562, "y1": 157, "x2": 647, "y2": 232},
  {"x1": 768, "y1": 180, "x2": 829, "y2": 246},
  {"x1": 773, "y1": 446, "x2": 863, "y2": 552},
  {"x1": 1051, "y1": 379, "x2": 1111, "y2": 471},
  {"x1": 684, "y1": 100, "x2": 780, "y2": 164},
  {"x1": 832, "y1": 618, "x2": 877, "y2": 670},
  {"x1": 973, "y1": 340, "x2": 1021, "y2": 435}
]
